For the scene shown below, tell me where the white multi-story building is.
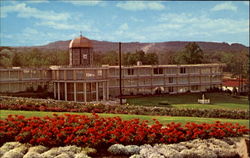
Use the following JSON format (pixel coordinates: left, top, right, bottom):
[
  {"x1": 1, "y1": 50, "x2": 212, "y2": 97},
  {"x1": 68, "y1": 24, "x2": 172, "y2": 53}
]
[{"x1": 0, "y1": 36, "x2": 224, "y2": 102}]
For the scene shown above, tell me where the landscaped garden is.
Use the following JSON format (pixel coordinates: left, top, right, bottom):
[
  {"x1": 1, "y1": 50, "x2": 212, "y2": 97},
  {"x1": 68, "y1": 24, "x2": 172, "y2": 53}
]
[
  {"x1": 0, "y1": 110, "x2": 249, "y2": 128},
  {"x1": 0, "y1": 94, "x2": 249, "y2": 158},
  {"x1": 126, "y1": 92, "x2": 249, "y2": 110}
]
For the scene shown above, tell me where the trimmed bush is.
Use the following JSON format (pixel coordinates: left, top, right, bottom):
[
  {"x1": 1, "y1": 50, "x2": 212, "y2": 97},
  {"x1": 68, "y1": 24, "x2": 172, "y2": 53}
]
[{"x1": 0, "y1": 96, "x2": 249, "y2": 119}]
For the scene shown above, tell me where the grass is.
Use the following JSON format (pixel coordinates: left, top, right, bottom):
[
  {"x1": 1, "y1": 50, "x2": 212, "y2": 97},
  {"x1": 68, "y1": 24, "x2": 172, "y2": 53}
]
[
  {"x1": 127, "y1": 93, "x2": 249, "y2": 110},
  {"x1": 1, "y1": 110, "x2": 249, "y2": 128}
]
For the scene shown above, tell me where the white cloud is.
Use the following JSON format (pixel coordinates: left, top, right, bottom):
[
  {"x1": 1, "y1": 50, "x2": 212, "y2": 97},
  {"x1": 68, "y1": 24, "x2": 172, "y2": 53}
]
[
  {"x1": 158, "y1": 13, "x2": 249, "y2": 34},
  {"x1": 1, "y1": 3, "x2": 70, "y2": 21},
  {"x1": 130, "y1": 17, "x2": 144, "y2": 22},
  {"x1": 25, "y1": 0, "x2": 49, "y2": 4},
  {"x1": 62, "y1": 1, "x2": 104, "y2": 6},
  {"x1": 36, "y1": 21, "x2": 99, "y2": 33},
  {"x1": 116, "y1": 1, "x2": 165, "y2": 11},
  {"x1": 119, "y1": 23, "x2": 129, "y2": 31},
  {"x1": 243, "y1": 1, "x2": 249, "y2": 6},
  {"x1": 211, "y1": 2, "x2": 237, "y2": 12},
  {"x1": 4, "y1": 27, "x2": 79, "y2": 46},
  {"x1": 37, "y1": 21, "x2": 73, "y2": 30}
]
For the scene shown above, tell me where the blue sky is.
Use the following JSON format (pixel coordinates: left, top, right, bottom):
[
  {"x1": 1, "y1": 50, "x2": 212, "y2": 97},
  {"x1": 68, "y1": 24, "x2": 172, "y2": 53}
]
[{"x1": 0, "y1": 1, "x2": 249, "y2": 46}]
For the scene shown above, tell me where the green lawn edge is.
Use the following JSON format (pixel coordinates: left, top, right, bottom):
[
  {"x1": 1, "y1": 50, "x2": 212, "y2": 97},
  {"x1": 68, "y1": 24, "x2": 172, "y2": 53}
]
[
  {"x1": 127, "y1": 93, "x2": 249, "y2": 110},
  {"x1": 1, "y1": 110, "x2": 249, "y2": 128}
]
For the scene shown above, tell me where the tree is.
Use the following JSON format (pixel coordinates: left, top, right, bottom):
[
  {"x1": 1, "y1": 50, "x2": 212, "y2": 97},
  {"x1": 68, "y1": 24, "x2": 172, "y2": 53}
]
[
  {"x1": 101, "y1": 51, "x2": 118, "y2": 65},
  {"x1": 123, "y1": 50, "x2": 159, "y2": 65},
  {"x1": 12, "y1": 52, "x2": 22, "y2": 66},
  {"x1": 174, "y1": 42, "x2": 204, "y2": 64},
  {"x1": 144, "y1": 52, "x2": 158, "y2": 65},
  {"x1": 0, "y1": 49, "x2": 14, "y2": 67}
]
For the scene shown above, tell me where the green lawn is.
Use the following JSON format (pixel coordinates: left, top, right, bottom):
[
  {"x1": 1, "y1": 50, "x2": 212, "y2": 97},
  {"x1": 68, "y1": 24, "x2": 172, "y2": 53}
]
[
  {"x1": 127, "y1": 93, "x2": 249, "y2": 110},
  {"x1": 1, "y1": 110, "x2": 249, "y2": 128}
]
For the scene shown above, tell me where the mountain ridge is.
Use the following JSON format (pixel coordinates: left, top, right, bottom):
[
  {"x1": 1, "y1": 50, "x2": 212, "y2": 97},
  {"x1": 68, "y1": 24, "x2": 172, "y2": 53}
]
[{"x1": 10, "y1": 39, "x2": 249, "y2": 53}]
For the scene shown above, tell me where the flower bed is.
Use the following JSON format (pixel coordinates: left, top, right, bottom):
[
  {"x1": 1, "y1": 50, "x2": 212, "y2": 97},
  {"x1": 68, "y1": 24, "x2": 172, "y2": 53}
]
[
  {"x1": 0, "y1": 96, "x2": 249, "y2": 119},
  {"x1": 0, "y1": 114, "x2": 249, "y2": 148}
]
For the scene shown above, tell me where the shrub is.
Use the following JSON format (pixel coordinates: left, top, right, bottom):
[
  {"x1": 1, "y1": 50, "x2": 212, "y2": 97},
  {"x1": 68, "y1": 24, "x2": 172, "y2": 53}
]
[
  {"x1": 0, "y1": 96, "x2": 249, "y2": 119},
  {"x1": 158, "y1": 101, "x2": 171, "y2": 106}
]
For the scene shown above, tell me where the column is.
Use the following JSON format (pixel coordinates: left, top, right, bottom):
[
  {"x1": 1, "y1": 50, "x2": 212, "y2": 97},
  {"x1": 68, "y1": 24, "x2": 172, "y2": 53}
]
[
  {"x1": 64, "y1": 70, "x2": 67, "y2": 80},
  {"x1": 103, "y1": 82, "x2": 106, "y2": 101},
  {"x1": 73, "y1": 70, "x2": 76, "y2": 80},
  {"x1": 8, "y1": 70, "x2": 10, "y2": 80},
  {"x1": 64, "y1": 82, "x2": 67, "y2": 101},
  {"x1": 176, "y1": 67, "x2": 179, "y2": 93},
  {"x1": 53, "y1": 83, "x2": 56, "y2": 99},
  {"x1": 163, "y1": 68, "x2": 166, "y2": 92},
  {"x1": 151, "y1": 67, "x2": 153, "y2": 94},
  {"x1": 96, "y1": 82, "x2": 99, "y2": 101},
  {"x1": 107, "y1": 81, "x2": 109, "y2": 100},
  {"x1": 188, "y1": 67, "x2": 191, "y2": 91},
  {"x1": 136, "y1": 68, "x2": 139, "y2": 94},
  {"x1": 84, "y1": 82, "x2": 87, "y2": 102},
  {"x1": 210, "y1": 67, "x2": 212, "y2": 88},
  {"x1": 74, "y1": 82, "x2": 76, "y2": 102},
  {"x1": 199, "y1": 67, "x2": 202, "y2": 91},
  {"x1": 57, "y1": 82, "x2": 60, "y2": 100}
]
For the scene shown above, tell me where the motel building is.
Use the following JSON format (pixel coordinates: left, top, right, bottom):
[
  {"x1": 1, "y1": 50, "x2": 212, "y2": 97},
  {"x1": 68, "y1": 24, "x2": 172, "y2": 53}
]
[{"x1": 0, "y1": 35, "x2": 224, "y2": 102}]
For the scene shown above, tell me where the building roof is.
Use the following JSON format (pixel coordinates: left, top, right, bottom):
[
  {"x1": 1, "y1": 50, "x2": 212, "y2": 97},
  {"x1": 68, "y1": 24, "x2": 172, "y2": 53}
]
[
  {"x1": 69, "y1": 35, "x2": 93, "y2": 48},
  {"x1": 222, "y1": 78, "x2": 248, "y2": 87},
  {"x1": 105, "y1": 63, "x2": 225, "y2": 68}
]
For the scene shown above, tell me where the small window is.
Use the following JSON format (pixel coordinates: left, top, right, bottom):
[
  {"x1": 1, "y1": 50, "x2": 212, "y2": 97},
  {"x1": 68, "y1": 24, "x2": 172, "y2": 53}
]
[
  {"x1": 97, "y1": 70, "x2": 102, "y2": 76},
  {"x1": 154, "y1": 68, "x2": 163, "y2": 75},
  {"x1": 159, "y1": 68, "x2": 163, "y2": 74},
  {"x1": 169, "y1": 77, "x2": 173, "y2": 83},
  {"x1": 191, "y1": 85, "x2": 199, "y2": 91},
  {"x1": 180, "y1": 67, "x2": 186, "y2": 74},
  {"x1": 154, "y1": 68, "x2": 158, "y2": 74},
  {"x1": 83, "y1": 54, "x2": 88, "y2": 59},
  {"x1": 168, "y1": 87, "x2": 174, "y2": 92},
  {"x1": 86, "y1": 73, "x2": 95, "y2": 77},
  {"x1": 128, "y1": 69, "x2": 134, "y2": 75}
]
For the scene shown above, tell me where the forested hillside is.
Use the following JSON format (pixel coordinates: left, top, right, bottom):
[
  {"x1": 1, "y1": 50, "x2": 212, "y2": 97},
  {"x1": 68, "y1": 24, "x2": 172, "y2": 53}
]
[{"x1": 0, "y1": 40, "x2": 248, "y2": 78}]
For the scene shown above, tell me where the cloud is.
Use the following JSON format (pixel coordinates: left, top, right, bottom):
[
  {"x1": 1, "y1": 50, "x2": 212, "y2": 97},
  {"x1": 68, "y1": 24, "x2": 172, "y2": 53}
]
[
  {"x1": 62, "y1": 1, "x2": 104, "y2": 6},
  {"x1": 116, "y1": 1, "x2": 165, "y2": 11},
  {"x1": 119, "y1": 23, "x2": 129, "y2": 31},
  {"x1": 36, "y1": 21, "x2": 99, "y2": 33},
  {"x1": 86, "y1": 11, "x2": 249, "y2": 44},
  {"x1": 25, "y1": 0, "x2": 49, "y2": 3},
  {"x1": 2, "y1": 27, "x2": 79, "y2": 46},
  {"x1": 243, "y1": 1, "x2": 249, "y2": 6},
  {"x1": 130, "y1": 17, "x2": 144, "y2": 22},
  {"x1": 211, "y1": 2, "x2": 237, "y2": 12},
  {"x1": 1, "y1": 3, "x2": 70, "y2": 21},
  {"x1": 37, "y1": 21, "x2": 75, "y2": 30},
  {"x1": 158, "y1": 13, "x2": 249, "y2": 34}
]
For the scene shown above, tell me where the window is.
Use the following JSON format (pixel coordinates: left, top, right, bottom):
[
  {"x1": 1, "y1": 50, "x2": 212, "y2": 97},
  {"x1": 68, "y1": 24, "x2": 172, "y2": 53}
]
[
  {"x1": 86, "y1": 73, "x2": 95, "y2": 77},
  {"x1": 154, "y1": 68, "x2": 158, "y2": 74},
  {"x1": 153, "y1": 68, "x2": 163, "y2": 75},
  {"x1": 128, "y1": 69, "x2": 134, "y2": 75},
  {"x1": 76, "y1": 71, "x2": 84, "y2": 79},
  {"x1": 83, "y1": 54, "x2": 88, "y2": 59},
  {"x1": 168, "y1": 87, "x2": 174, "y2": 92},
  {"x1": 180, "y1": 67, "x2": 186, "y2": 74},
  {"x1": 97, "y1": 70, "x2": 102, "y2": 76},
  {"x1": 191, "y1": 85, "x2": 199, "y2": 91},
  {"x1": 159, "y1": 68, "x2": 163, "y2": 74},
  {"x1": 169, "y1": 77, "x2": 173, "y2": 83}
]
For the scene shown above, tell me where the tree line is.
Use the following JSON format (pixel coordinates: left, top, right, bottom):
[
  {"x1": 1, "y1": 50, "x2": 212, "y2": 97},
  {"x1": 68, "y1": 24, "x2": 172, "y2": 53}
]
[{"x1": 0, "y1": 42, "x2": 248, "y2": 78}]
